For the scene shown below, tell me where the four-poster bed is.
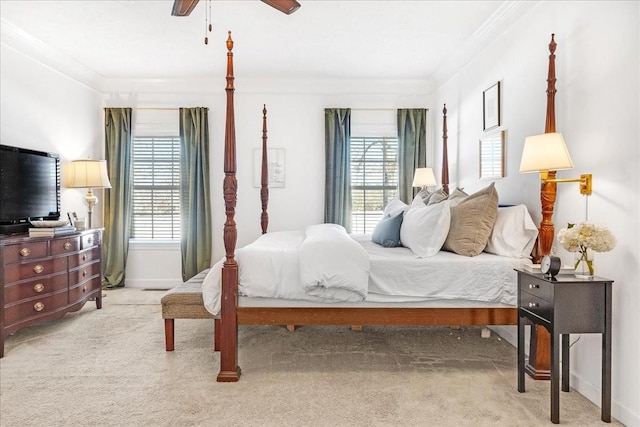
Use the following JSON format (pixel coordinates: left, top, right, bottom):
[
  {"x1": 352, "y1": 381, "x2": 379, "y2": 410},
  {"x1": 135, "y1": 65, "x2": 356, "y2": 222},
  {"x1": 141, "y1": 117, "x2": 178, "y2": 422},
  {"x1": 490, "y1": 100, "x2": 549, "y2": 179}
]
[{"x1": 213, "y1": 32, "x2": 554, "y2": 382}]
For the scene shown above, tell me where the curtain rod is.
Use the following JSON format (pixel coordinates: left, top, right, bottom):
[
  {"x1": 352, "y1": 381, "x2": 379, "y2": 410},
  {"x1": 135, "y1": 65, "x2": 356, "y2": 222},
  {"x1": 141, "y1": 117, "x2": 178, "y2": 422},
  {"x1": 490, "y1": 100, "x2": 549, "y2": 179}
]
[
  {"x1": 351, "y1": 108, "x2": 429, "y2": 111},
  {"x1": 135, "y1": 107, "x2": 179, "y2": 111}
]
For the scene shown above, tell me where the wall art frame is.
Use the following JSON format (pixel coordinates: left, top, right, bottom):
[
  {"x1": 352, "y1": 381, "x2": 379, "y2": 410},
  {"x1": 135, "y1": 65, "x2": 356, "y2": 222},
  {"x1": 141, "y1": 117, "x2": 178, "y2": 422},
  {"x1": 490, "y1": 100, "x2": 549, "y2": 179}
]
[
  {"x1": 483, "y1": 81, "x2": 501, "y2": 131},
  {"x1": 253, "y1": 147, "x2": 285, "y2": 188},
  {"x1": 479, "y1": 130, "x2": 505, "y2": 180}
]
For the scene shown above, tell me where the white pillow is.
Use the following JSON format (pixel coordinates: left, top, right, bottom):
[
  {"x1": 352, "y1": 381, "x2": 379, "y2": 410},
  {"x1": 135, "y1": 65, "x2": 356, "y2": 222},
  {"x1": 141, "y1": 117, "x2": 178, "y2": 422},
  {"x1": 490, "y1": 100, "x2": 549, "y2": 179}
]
[
  {"x1": 485, "y1": 204, "x2": 538, "y2": 258},
  {"x1": 383, "y1": 198, "x2": 409, "y2": 217},
  {"x1": 400, "y1": 200, "x2": 451, "y2": 258}
]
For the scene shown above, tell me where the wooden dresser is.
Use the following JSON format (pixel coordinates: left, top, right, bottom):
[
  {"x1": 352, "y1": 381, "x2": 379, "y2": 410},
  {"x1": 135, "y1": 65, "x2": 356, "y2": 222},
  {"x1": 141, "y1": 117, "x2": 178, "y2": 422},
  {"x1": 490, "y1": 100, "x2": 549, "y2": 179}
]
[{"x1": 0, "y1": 229, "x2": 103, "y2": 357}]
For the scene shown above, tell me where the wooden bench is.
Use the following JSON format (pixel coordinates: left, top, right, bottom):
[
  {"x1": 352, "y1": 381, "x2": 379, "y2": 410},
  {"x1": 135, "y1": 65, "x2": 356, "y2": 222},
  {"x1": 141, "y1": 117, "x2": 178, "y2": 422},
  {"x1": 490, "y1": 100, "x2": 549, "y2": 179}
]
[{"x1": 160, "y1": 269, "x2": 220, "y2": 351}]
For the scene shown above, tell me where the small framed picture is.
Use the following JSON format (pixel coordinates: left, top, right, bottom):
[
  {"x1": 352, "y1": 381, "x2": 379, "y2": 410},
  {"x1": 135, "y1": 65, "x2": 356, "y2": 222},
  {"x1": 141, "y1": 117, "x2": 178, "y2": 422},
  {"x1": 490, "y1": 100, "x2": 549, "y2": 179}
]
[
  {"x1": 67, "y1": 212, "x2": 78, "y2": 225},
  {"x1": 253, "y1": 148, "x2": 285, "y2": 188},
  {"x1": 483, "y1": 81, "x2": 501, "y2": 131}
]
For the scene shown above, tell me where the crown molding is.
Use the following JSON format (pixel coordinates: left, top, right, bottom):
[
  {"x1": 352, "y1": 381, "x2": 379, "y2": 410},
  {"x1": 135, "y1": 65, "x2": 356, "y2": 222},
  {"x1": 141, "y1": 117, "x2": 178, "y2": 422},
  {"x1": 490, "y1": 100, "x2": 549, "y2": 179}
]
[
  {"x1": 1, "y1": 18, "x2": 104, "y2": 93},
  {"x1": 430, "y1": 1, "x2": 539, "y2": 88}
]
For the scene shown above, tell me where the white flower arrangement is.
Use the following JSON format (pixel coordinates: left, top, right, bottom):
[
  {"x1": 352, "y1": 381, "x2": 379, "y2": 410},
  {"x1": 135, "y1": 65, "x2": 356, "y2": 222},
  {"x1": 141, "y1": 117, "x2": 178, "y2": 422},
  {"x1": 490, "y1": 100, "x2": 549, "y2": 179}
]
[
  {"x1": 557, "y1": 222, "x2": 616, "y2": 253},
  {"x1": 557, "y1": 222, "x2": 616, "y2": 276}
]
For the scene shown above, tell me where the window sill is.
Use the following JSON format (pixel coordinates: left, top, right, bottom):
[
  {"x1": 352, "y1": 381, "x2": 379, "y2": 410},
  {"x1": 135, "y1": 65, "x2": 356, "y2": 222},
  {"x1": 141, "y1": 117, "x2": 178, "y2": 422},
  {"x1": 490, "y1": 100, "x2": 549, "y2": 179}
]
[{"x1": 128, "y1": 239, "x2": 180, "y2": 250}]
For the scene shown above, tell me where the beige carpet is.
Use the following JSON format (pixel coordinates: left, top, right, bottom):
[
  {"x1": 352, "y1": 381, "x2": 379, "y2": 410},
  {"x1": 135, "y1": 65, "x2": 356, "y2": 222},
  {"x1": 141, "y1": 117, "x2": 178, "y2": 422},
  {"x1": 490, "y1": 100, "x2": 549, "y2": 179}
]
[{"x1": 0, "y1": 288, "x2": 621, "y2": 427}]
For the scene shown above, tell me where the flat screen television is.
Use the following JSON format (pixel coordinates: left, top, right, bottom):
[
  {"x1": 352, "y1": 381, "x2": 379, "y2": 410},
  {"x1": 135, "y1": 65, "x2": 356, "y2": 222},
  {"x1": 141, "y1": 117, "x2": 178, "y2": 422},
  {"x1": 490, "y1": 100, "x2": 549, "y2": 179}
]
[{"x1": 0, "y1": 144, "x2": 61, "y2": 235}]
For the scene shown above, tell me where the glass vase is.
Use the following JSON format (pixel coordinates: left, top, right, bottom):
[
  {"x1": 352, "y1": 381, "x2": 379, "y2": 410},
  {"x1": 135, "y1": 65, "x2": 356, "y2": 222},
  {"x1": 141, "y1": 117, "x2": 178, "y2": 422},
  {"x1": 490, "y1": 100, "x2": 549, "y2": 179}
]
[{"x1": 574, "y1": 248, "x2": 595, "y2": 279}]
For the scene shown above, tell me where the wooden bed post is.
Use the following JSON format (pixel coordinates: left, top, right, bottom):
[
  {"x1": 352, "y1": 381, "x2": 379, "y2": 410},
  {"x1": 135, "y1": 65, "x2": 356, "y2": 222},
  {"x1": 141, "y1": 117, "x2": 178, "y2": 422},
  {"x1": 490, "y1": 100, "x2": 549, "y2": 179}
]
[
  {"x1": 527, "y1": 34, "x2": 558, "y2": 381},
  {"x1": 261, "y1": 104, "x2": 269, "y2": 234},
  {"x1": 441, "y1": 104, "x2": 450, "y2": 195},
  {"x1": 217, "y1": 31, "x2": 241, "y2": 382}
]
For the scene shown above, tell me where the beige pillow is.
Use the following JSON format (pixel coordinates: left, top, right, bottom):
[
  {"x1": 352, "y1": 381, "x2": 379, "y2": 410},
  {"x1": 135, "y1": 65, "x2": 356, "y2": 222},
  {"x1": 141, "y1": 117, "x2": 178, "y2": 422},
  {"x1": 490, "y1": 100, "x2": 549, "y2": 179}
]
[{"x1": 443, "y1": 182, "x2": 499, "y2": 257}]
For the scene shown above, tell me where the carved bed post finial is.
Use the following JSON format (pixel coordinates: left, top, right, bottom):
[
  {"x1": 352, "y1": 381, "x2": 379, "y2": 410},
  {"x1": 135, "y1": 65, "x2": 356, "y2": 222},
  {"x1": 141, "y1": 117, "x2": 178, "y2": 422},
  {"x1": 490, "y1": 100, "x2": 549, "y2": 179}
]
[
  {"x1": 261, "y1": 104, "x2": 269, "y2": 234},
  {"x1": 441, "y1": 104, "x2": 450, "y2": 195},
  {"x1": 218, "y1": 30, "x2": 241, "y2": 382}
]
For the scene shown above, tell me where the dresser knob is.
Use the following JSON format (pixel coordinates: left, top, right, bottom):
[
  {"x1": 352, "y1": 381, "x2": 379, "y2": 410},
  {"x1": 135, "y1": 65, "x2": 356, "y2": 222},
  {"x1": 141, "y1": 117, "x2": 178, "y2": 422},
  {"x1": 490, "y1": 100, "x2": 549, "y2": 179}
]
[
  {"x1": 82, "y1": 270, "x2": 87, "y2": 277},
  {"x1": 83, "y1": 286, "x2": 87, "y2": 293},
  {"x1": 19, "y1": 247, "x2": 31, "y2": 257},
  {"x1": 64, "y1": 242, "x2": 72, "y2": 250},
  {"x1": 528, "y1": 284, "x2": 539, "y2": 289},
  {"x1": 34, "y1": 302, "x2": 45, "y2": 312},
  {"x1": 528, "y1": 302, "x2": 539, "y2": 308},
  {"x1": 33, "y1": 283, "x2": 45, "y2": 293},
  {"x1": 87, "y1": 237, "x2": 93, "y2": 245},
  {"x1": 82, "y1": 254, "x2": 87, "y2": 261},
  {"x1": 33, "y1": 264, "x2": 44, "y2": 274}
]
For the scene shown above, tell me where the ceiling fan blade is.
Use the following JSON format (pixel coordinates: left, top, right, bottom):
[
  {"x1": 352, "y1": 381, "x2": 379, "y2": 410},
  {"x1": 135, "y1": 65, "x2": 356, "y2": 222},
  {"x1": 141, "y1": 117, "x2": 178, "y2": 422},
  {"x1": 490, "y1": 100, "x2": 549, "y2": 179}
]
[
  {"x1": 261, "y1": 0, "x2": 301, "y2": 15},
  {"x1": 172, "y1": 0, "x2": 200, "y2": 16}
]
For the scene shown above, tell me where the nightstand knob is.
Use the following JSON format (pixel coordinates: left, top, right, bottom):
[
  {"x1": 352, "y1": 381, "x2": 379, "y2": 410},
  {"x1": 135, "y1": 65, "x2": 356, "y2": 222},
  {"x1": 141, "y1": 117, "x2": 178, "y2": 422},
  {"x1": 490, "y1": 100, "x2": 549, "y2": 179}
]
[
  {"x1": 528, "y1": 284, "x2": 539, "y2": 289},
  {"x1": 34, "y1": 302, "x2": 45, "y2": 312},
  {"x1": 33, "y1": 264, "x2": 44, "y2": 274},
  {"x1": 19, "y1": 247, "x2": 31, "y2": 257},
  {"x1": 33, "y1": 283, "x2": 45, "y2": 293},
  {"x1": 528, "y1": 302, "x2": 539, "y2": 308}
]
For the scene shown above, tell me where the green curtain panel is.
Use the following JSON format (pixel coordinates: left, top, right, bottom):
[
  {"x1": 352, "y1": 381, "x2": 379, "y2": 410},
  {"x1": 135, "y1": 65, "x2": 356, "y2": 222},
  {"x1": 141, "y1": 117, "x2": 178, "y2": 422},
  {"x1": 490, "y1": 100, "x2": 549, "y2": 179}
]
[
  {"x1": 324, "y1": 108, "x2": 352, "y2": 232},
  {"x1": 397, "y1": 109, "x2": 427, "y2": 203},
  {"x1": 103, "y1": 108, "x2": 133, "y2": 288},
  {"x1": 179, "y1": 107, "x2": 212, "y2": 281}
]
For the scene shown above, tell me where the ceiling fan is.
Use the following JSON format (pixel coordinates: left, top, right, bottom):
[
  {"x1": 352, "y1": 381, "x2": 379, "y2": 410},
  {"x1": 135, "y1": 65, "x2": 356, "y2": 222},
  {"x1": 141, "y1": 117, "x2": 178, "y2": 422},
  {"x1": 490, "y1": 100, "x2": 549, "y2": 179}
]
[{"x1": 171, "y1": 0, "x2": 301, "y2": 17}]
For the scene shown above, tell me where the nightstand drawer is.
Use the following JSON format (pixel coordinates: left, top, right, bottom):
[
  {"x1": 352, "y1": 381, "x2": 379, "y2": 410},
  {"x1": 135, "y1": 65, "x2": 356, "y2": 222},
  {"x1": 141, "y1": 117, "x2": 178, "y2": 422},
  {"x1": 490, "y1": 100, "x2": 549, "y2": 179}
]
[
  {"x1": 520, "y1": 291, "x2": 552, "y2": 323},
  {"x1": 520, "y1": 277, "x2": 552, "y2": 301}
]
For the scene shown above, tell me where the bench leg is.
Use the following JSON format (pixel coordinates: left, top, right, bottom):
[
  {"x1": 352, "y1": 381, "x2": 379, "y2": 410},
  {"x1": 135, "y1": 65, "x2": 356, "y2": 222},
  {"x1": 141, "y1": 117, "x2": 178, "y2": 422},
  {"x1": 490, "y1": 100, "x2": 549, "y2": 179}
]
[
  {"x1": 165, "y1": 319, "x2": 175, "y2": 351},
  {"x1": 214, "y1": 318, "x2": 221, "y2": 352}
]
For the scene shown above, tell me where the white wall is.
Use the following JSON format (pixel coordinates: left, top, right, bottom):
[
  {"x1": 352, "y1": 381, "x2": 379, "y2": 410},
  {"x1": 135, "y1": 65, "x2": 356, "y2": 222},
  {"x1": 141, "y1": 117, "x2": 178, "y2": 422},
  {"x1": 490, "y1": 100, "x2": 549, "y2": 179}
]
[
  {"x1": 0, "y1": 40, "x2": 104, "y2": 224},
  {"x1": 431, "y1": 2, "x2": 639, "y2": 425}
]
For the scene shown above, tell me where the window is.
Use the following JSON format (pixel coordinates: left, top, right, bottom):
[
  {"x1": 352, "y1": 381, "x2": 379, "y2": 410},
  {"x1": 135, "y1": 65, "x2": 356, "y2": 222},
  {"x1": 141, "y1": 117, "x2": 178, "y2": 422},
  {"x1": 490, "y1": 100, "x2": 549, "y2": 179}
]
[
  {"x1": 131, "y1": 136, "x2": 181, "y2": 239},
  {"x1": 350, "y1": 136, "x2": 398, "y2": 234}
]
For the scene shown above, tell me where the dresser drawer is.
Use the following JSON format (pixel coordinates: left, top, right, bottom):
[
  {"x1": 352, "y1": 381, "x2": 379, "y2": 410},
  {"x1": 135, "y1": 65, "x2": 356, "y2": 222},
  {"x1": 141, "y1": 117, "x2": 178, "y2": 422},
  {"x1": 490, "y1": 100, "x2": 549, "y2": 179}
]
[
  {"x1": 2, "y1": 241, "x2": 48, "y2": 264},
  {"x1": 3, "y1": 257, "x2": 68, "y2": 283},
  {"x1": 3, "y1": 290, "x2": 69, "y2": 327},
  {"x1": 3, "y1": 272, "x2": 68, "y2": 304},
  {"x1": 69, "y1": 247, "x2": 101, "y2": 269},
  {"x1": 520, "y1": 291, "x2": 552, "y2": 323},
  {"x1": 81, "y1": 232, "x2": 100, "y2": 250},
  {"x1": 519, "y1": 277, "x2": 552, "y2": 301},
  {"x1": 50, "y1": 236, "x2": 80, "y2": 255},
  {"x1": 69, "y1": 277, "x2": 102, "y2": 305},
  {"x1": 69, "y1": 260, "x2": 101, "y2": 285}
]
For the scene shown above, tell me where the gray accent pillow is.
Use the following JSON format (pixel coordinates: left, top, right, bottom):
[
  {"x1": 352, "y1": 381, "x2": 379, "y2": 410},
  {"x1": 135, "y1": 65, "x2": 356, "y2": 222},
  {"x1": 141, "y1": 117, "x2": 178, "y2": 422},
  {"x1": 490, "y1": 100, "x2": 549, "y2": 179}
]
[
  {"x1": 371, "y1": 212, "x2": 404, "y2": 248},
  {"x1": 424, "y1": 188, "x2": 448, "y2": 205},
  {"x1": 442, "y1": 182, "x2": 499, "y2": 257}
]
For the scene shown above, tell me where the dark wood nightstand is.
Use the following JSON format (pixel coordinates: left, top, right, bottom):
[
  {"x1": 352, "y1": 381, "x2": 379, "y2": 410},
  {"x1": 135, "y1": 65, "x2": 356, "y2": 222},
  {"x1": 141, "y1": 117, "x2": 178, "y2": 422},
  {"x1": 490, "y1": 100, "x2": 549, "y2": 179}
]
[{"x1": 516, "y1": 270, "x2": 613, "y2": 424}]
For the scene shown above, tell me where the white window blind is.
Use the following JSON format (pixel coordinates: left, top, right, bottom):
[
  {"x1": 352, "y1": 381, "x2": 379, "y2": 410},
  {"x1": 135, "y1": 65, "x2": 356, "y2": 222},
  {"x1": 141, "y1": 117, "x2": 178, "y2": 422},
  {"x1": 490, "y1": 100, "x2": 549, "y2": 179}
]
[
  {"x1": 131, "y1": 136, "x2": 181, "y2": 239},
  {"x1": 350, "y1": 136, "x2": 398, "y2": 234}
]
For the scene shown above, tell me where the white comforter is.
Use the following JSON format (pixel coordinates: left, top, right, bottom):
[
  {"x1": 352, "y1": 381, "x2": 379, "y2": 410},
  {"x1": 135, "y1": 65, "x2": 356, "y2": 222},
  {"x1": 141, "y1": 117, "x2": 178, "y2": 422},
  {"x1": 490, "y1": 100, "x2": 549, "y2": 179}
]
[{"x1": 202, "y1": 224, "x2": 370, "y2": 315}]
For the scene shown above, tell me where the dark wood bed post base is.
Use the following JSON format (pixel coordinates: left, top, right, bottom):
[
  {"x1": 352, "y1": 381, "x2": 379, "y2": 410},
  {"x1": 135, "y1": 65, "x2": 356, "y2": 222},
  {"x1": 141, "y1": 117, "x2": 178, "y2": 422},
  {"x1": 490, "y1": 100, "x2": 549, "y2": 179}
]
[{"x1": 217, "y1": 31, "x2": 241, "y2": 382}]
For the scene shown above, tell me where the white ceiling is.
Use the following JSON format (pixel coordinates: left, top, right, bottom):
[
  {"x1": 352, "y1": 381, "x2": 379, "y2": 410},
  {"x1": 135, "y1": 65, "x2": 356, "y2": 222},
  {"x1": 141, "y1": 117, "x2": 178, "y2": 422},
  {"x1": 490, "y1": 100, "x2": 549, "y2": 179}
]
[{"x1": 0, "y1": 1, "x2": 534, "y2": 85}]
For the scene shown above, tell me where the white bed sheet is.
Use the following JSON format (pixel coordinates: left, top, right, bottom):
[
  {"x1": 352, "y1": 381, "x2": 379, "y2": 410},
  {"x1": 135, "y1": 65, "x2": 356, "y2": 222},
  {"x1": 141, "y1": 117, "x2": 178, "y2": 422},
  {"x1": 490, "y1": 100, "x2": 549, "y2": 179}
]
[
  {"x1": 351, "y1": 234, "x2": 528, "y2": 306},
  {"x1": 202, "y1": 230, "x2": 531, "y2": 316}
]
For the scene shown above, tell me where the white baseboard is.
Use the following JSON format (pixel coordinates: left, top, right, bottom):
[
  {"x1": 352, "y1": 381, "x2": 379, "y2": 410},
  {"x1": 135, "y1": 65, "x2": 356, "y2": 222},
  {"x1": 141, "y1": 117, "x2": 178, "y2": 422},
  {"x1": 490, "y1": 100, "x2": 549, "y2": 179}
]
[{"x1": 124, "y1": 278, "x2": 182, "y2": 290}]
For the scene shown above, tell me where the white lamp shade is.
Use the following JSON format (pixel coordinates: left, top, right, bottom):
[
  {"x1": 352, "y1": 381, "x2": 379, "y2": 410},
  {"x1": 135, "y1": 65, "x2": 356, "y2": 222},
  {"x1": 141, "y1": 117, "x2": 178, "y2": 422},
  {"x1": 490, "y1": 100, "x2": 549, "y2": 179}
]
[
  {"x1": 412, "y1": 167, "x2": 437, "y2": 187},
  {"x1": 65, "y1": 160, "x2": 112, "y2": 189},
  {"x1": 519, "y1": 132, "x2": 574, "y2": 173}
]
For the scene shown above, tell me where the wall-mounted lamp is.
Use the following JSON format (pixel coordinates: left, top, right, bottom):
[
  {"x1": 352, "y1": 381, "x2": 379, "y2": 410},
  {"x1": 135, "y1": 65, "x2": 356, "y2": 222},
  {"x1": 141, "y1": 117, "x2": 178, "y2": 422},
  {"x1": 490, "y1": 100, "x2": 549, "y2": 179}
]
[
  {"x1": 412, "y1": 167, "x2": 437, "y2": 191},
  {"x1": 519, "y1": 132, "x2": 592, "y2": 195},
  {"x1": 65, "y1": 159, "x2": 112, "y2": 229}
]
